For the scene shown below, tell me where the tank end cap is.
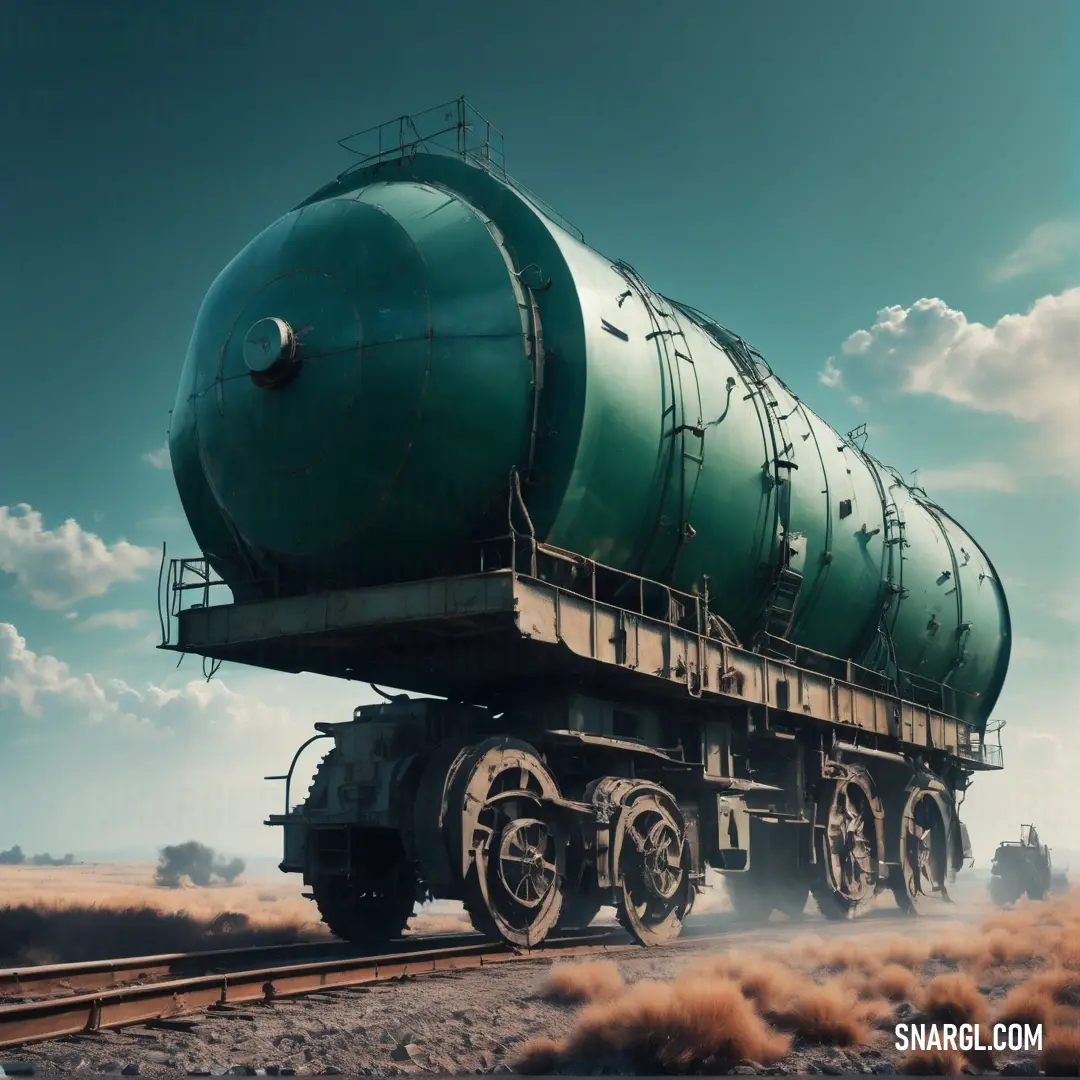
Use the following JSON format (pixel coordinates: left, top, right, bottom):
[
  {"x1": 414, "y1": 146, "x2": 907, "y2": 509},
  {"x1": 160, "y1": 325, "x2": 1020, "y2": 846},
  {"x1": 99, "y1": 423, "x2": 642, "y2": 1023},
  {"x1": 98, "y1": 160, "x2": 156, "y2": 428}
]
[{"x1": 243, "y1": 316, "x2": 296, "y2": 372}]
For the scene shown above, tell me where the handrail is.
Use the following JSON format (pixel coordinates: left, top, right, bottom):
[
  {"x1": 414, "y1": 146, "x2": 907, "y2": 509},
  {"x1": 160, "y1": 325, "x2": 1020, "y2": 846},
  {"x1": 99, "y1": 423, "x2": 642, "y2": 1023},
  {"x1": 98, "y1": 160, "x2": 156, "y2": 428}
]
[{"x1": 265, "y1": 733, "x2": 333, "y2": 817}]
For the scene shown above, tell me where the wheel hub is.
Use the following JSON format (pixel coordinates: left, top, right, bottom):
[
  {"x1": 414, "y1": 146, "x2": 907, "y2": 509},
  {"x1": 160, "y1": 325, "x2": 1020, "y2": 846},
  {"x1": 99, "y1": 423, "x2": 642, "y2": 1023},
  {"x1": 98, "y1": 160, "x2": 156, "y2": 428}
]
[
  {"x1": 826, "y1": 784, "x2": 876, "y2": 901},
  {"x1": 893, "y1": 785, "x2": 952, "y2": 914},
  {"x1": 642, "y1": 819, "x2": 683, "y2": 901},
  {"x1": 497, "y1": 818, "x2": 556, "y2": 910},
  {"x1": 907, "y1": 816, "x2": 939, "y2": 896},
  {"x1": 816, "y1": 771, "x2": 882, "y2": 918}
]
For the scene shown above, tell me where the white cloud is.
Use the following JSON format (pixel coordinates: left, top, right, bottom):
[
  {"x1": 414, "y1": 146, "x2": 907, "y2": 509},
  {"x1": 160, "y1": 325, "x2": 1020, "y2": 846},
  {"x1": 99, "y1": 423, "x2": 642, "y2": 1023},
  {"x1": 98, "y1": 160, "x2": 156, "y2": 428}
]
[
  {"x1": 817, "y1": 356, "x2": 843, "y2": 388},
  {"x1": 0, "y1": 505, "x2": 157, "y2": 609},
  {"x1": 832, "y1": 287, "x2": 1080, "y2": 471},
  {"x1": 0, "y1": 622, "x2": 116, "y2": 720},
  {"x1": 142, "y1": 442, "x2": 171, "y2": 470},
  {"x1": 914, "y1": 461, "x2": 1019, "y2": 494},
  {"x1": 0, "y1": 622, "x2": 290, "y2": 733},
  {"x1": 0, "y1": 625, "x2": 384, "y2": 854},
  {"x1": 78, "y1": 609, "x2": 144, "y2": 631},
  {"x1": 841, "y1": 328, "x2": 873, "y2": 355},
  {"x1": 991, "y1": 219, "x2": 1080, "y2": 283}
]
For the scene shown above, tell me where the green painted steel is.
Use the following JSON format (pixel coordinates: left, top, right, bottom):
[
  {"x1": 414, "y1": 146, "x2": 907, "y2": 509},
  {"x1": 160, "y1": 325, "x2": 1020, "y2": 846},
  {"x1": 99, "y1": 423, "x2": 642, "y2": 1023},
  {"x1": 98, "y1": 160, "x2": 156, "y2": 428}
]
[{"x1": 170, "y1": 152, "x2": 1010, "y2": 729}]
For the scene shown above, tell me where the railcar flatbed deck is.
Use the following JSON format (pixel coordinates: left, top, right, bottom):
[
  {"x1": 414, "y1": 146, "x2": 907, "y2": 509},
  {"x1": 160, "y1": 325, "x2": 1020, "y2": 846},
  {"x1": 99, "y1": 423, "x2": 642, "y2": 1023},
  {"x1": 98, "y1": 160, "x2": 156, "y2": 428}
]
[{"x1": 160, "y1": 549, "x2": 1002, "y2": 776}]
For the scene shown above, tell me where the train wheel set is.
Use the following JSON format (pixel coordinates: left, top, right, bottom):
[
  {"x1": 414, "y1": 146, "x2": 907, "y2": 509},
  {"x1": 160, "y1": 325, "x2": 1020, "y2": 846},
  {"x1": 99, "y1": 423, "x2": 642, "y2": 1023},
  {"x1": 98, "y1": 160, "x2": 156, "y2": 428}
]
[{"x1": 289, "y1": 720, "x2": 960, "y2": 949}]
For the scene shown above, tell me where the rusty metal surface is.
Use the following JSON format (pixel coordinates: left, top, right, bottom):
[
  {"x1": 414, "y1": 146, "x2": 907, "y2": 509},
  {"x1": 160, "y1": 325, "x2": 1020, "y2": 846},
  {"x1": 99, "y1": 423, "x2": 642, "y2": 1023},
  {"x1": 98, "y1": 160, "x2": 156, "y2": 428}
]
[
  {"x1": 0, "y1": 934, "x2": 492, "y2": 1000},
  {"x1": 0, "y1": 923, "x2": 625, "y2": 1002},
  {"x1": 168, "y1": 566, "x2": 1001, "y2": 773},
  {"x1": 0, "y1": 934, "x2": 631, "y2": 1050}
]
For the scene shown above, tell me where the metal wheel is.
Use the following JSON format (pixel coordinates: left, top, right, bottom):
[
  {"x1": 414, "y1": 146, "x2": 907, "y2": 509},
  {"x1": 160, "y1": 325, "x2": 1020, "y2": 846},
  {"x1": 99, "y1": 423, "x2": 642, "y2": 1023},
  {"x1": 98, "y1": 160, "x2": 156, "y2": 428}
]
[
  {"x1": 614, "y1": 788, "x2": 692, "y2": 946},
  {"x1": 449, "y1": 738, "x2": 564, "y2": 948},
  {"x1": 812, "y1": 769, "x2": 883, "y2": 920},
  {"x1": 311, "y1": 859, "x2": 417, "y2": 944},
  {"x1": 497, "y1": 818, "x2": 558, "y2": 908},
  {"x1": 989, "y1": 872, "x2": 1022, "y2": 907},
  {"x1": 892, "y1": 785, "x2": 951, "y2": 914}
]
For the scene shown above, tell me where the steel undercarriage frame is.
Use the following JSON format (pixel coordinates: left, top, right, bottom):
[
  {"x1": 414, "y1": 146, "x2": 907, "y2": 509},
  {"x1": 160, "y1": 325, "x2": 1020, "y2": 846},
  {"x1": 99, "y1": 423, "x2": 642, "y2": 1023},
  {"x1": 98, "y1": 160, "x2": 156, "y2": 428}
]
[
  {"x1": 161, "y1": 539, "x2": 1002, "y2": 774},
  {"x1": 160, "y1": 539, "x2": 1001, "y2": 944}
]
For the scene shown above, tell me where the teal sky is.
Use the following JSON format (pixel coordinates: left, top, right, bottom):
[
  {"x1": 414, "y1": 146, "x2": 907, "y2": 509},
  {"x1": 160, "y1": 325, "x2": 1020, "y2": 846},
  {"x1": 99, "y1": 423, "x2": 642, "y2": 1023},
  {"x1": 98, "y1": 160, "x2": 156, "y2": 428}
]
[{"x1": 0, "y1": 0, "x2": 1077, "y2": 863}]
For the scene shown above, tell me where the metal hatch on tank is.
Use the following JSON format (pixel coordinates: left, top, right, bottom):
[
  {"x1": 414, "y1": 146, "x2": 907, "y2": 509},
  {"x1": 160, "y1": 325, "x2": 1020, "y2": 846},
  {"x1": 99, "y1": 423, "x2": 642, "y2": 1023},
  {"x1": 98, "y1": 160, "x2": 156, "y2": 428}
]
[{"x1": 161, "y1": 98, "x2": 1011, "y2": 949}]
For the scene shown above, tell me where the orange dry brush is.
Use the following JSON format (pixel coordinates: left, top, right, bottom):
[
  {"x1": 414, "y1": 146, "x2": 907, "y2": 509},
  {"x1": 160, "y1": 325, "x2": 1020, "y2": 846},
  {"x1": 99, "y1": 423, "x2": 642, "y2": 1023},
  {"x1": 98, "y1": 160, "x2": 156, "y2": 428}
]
[
  {"x1": 518, "y1": 977, "x2": 791, "y2": 1074},
  {"x1": 540, "y1": 960, "x2": 624, "y2": 1004},
  {"x1": 520, "y1": 887, "x2": 1080, "y2": 1075},
  {"x1": 897, "y1": 1047, "x2": 966, "y2": 1075},
  {"x1": 765, "y1": 982, "x2": 892, "y2": 1045},
  {"x1": 995, "y1": 968, "x2": 1080, "y2": 1029},
  {"x1": 1039, "y1": 1026, "x2": 1080, "y2": 1077},
  {"x1": 861, "y1": 962, "x2": 918, "y2": 1002},
  {"x1": 691, "y1": 953, "x2": 886, "y2": 1042},
  {"x1": 917, "y1": 973, "x2": 989, "y2": 1028}
]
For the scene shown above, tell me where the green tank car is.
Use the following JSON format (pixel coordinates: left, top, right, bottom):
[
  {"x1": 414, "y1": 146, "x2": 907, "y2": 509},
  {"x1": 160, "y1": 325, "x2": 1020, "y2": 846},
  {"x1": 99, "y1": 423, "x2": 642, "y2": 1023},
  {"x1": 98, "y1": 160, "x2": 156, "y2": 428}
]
[{"x1": 162, "y1": 100, "x2": 1010, "y2": 947}]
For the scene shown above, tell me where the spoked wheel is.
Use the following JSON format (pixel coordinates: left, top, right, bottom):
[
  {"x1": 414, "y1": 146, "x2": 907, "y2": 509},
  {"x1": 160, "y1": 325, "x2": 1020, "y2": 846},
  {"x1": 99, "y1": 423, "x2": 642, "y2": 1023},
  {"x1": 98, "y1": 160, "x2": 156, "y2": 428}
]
[
  {"x1": 614, "y1": 787, "x2": 692, "y2": 946},
  {"x1": 812, "y1": 768, "x2": 883, "y2": 920},
  {"x1": 893, "y1": 785, "x2": 951, "y2": 914},
  {"x1": 498, "y1": 818, "x2": 559, "y2": 907},
  {"x1": 449, "y1": 738, "x2": 565, "y2": 948}
]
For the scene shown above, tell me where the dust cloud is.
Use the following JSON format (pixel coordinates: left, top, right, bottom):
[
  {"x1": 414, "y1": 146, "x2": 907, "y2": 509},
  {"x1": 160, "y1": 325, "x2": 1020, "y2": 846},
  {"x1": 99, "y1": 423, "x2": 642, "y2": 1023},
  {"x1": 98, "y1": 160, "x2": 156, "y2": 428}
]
[{"x1": 523, "y1": 888, "x2": 1080, "y2": 1076}]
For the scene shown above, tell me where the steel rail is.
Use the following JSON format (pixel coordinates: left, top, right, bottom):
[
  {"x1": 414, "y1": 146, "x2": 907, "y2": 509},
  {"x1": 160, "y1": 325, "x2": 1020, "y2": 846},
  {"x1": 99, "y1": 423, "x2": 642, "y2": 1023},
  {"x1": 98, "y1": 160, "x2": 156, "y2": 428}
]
[
  {"x1": 0, "y1": 932, "x2": 483, "y2": 1000},
  {"x1": 0, "y1": 932, "x2": 633, "y2": 1050},
  {"x1": 0, "y1": 924, "x2": 620, "y2": 1002}
]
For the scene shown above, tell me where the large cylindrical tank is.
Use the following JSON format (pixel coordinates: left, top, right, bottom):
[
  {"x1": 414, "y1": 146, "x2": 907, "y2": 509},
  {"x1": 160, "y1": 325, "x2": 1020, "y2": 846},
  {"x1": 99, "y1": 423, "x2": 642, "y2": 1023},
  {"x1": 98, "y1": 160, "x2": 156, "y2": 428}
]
[{"x1": 170, "y1": 152, "x2": 1010, "y2": 728}]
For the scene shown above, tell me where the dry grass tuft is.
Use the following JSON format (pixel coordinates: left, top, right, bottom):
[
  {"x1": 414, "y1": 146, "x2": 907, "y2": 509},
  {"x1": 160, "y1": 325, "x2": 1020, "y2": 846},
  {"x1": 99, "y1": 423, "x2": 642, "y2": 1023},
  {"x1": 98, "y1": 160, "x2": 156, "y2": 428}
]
[
  {"x1": 516, "y1": 885, "x2": 1080, "y2": 1075},
  {"x1": 515, "y1": 1036, "x2": 567, "y2": 1074},
  {"x1": 994, "y1": 968, "x2": 1079, "y2": 1028},
  {"x1": 1039, "y1": 1026, "x2": 1080, "y2": 1077},
  {"x1": 541, "y1": 960, "x2": 624, "y2": 1004},
  {"x1": 766, "y1": 981, "x2": 887, "y2": 1045},
  {"x1": 532, "y1": 977, "x2": 792, "y2": 1075},
  {"x1": 917, "y1": 973, "x2": 989, "y2": 1028},
  {"x1": 898, "y1": 1047, "x2": 966, "y2": 1075},
  {"x1": 868, "y1": 962, "x2": 919, "y2": 1002}
]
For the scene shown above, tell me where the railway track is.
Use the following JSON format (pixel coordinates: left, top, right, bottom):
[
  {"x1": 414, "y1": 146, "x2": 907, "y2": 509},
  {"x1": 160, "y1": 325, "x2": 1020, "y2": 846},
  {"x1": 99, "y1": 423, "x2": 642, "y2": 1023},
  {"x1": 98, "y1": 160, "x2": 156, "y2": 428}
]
[
  {"x1": 0, "y1": 929, "x2": 493, "y2": 1000},
  {"x1": 0, "y1": 905, "x2": 968, "y2": 1052},
  {"x1": 0, "y1": 929, "x2": 633, "y2": 1051}
]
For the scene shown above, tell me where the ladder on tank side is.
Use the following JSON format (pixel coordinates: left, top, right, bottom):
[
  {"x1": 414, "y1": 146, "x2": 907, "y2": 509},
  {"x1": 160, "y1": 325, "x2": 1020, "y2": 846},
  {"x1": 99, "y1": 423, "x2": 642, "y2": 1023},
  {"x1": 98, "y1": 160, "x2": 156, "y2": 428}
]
[
  {"x1": 612, "y1": 262, "x2": 706, "y2": 581},
  {"x1": 716, "y1": 330, "x2": 806, "y2": 649}
]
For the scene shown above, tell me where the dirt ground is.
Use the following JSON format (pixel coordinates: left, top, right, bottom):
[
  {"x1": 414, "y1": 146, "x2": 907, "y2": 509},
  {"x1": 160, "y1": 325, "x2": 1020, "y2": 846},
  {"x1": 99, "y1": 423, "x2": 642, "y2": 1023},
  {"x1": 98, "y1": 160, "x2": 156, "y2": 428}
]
[{"x1": 8, "y1": 869, "x2": 1079, "y2": 1077}]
